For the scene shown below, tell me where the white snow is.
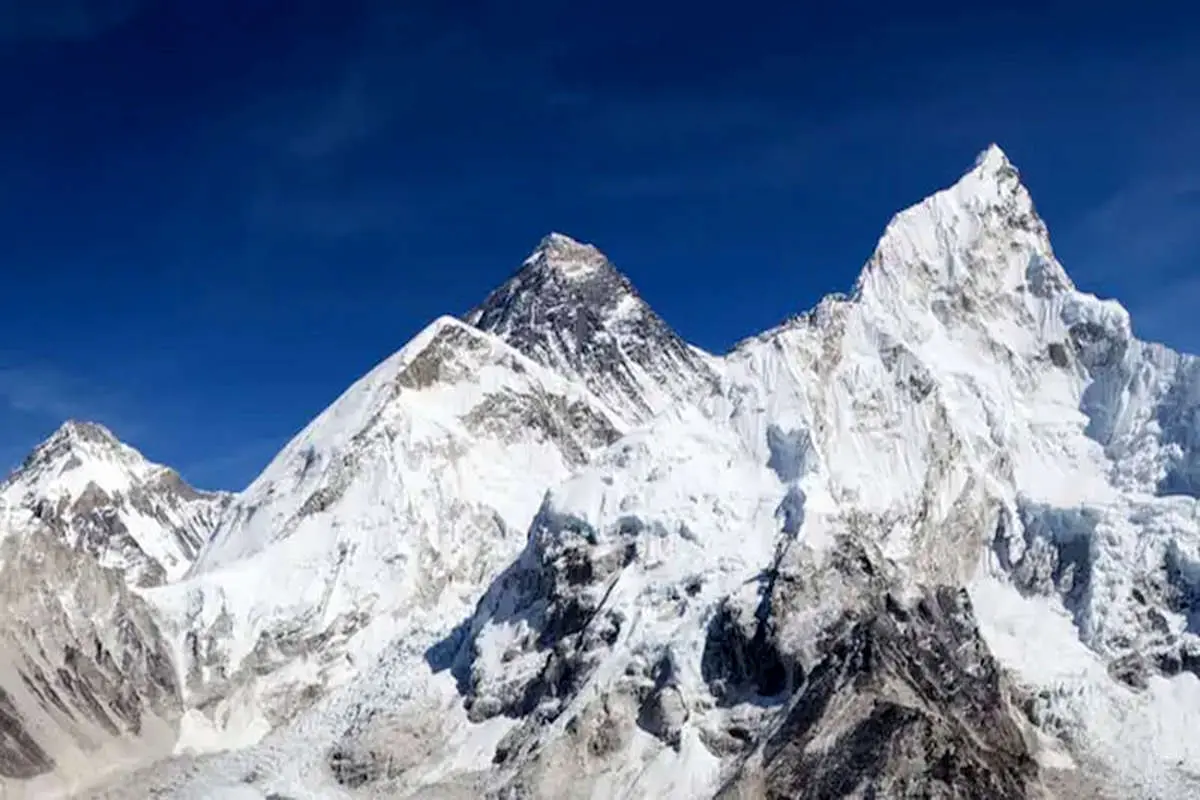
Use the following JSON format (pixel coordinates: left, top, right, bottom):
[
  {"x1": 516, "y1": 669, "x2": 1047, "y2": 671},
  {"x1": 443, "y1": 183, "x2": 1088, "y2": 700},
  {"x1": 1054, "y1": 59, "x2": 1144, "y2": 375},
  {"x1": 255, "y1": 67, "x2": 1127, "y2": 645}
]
[
  {"x1": 0, "y1": 420, "x2": 226, "y2": 582},
  {"x1": 138, "y1": 314, "x2": 631, "y2": 757},
  {"x1": 17, "y1": 145, "x2": 1200, "y2": 799}
]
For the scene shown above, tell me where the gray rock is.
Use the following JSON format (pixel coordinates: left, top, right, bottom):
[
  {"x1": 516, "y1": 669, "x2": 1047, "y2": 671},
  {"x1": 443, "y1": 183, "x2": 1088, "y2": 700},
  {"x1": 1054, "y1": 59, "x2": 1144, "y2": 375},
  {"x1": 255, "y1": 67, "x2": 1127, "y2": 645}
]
[{"x1": 716, "y1": 585, "x2": 1038, "y2": 800}]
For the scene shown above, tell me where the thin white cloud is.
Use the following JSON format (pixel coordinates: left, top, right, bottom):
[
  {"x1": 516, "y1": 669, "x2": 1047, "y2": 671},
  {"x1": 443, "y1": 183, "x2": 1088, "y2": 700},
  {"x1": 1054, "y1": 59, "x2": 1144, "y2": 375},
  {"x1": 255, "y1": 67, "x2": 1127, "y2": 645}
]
[
  {"x1": 1066, "y1": 174, "x2": 1200, "y2": 283},
  {"x1": 0, "y1": 364, "x2": 133, "y2": 476},
  {"x1": 0, "y1": 365, "x2": 90, "y2": 419}
]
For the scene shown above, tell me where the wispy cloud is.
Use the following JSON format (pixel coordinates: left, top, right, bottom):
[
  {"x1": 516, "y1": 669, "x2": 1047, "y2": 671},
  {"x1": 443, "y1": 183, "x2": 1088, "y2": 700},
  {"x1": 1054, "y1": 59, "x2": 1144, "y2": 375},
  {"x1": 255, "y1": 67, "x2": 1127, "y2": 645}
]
[
  {"x1": 1067, "y1": 174, "x2": 1200, "y2": 283},
  {"x1": 0, "y1": 365, "x2": 87, "y2": 419},
  {"x1": 583, "y1": 91, "x2": 968, "y2": 201},
  {"x1": 1059, "y1": 167, "x2": 1200, "y2": 353},
  {"x1": 211, "y1": 14, "x2": 572, "y2": 245},
  {"x1": 1126, "y1": 275, "x2": 1200, "y2": 354},
  {"x1": 1054, "y1": 78, "x2": 1200, "y2": 349},
  {"x1": 280, "y1": 73, "x2": 390, "y2": 163}
]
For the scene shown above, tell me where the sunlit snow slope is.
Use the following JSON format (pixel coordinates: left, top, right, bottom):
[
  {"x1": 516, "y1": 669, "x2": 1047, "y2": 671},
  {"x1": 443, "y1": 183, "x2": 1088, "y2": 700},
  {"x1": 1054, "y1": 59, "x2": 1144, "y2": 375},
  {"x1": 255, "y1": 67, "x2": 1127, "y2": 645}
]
[
  {"x1": 145, "y1": 315, "x2": 634, "y2": 752},
  {"x1": 8, "y1": 146, "x2": 1200, "y2": 800}
]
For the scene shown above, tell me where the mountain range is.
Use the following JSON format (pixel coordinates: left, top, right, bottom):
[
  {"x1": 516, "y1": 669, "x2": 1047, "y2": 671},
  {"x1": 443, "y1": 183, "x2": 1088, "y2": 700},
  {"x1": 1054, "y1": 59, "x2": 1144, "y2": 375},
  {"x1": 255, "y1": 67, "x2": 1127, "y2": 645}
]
[{"x1": 3, "y1": 145, "x2": 1199, "y2": 799}]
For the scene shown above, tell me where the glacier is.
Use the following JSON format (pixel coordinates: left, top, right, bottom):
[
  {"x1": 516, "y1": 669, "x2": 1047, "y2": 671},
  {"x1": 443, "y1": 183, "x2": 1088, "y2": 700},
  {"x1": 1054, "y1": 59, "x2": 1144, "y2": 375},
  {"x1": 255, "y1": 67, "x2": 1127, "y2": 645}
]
[{"x1": 3, "y1": 144, "x2": 1200, "y2": 798}]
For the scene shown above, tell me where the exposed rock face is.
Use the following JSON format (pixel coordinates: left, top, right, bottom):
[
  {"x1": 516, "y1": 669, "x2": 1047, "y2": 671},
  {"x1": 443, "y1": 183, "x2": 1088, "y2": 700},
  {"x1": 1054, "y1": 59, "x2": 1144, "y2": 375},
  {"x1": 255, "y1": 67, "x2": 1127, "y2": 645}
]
[
  {"x1": 1, "y1": 420, "x2": 229, "y2": 587},
  {"x1": 325, "y1": 697, "x2": 446, "y2": 792},
  {"x1": 448, "y1": 519, "x2": 1041, "y2": 799},
  {"x1": 15, "y1": 146, "x2": 1200, "y2": 800},
  {"x1": 716, "y1": 584, "x2": 1037, "y2": 800},
  {"x1": 0, "y1": 686, "x2": 54, "y2": 780},
  {"x1": 0, "y1": 525, "x2": 182, "y2": 797},
  {"x1": 0, "y1": 423, "x2": 220, "y2": 796},
  {"x1": 467, "y1": 232, "x2": 719, "y2": 424},
  {"x1": 156, "y1": 316, "x2": 628, "y2": 741}
]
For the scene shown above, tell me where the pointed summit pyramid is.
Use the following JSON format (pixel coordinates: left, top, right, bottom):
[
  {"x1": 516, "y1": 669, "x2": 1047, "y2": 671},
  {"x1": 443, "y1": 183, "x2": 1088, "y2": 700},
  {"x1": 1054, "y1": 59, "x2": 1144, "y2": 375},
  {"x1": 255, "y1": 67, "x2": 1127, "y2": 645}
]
[
  {"x1": 974, "y1": 142, "x2": 1013, "y2": 171},
  {"x1": 1, "y1": 421, "x2": 230, "y2": 586},
  {"x1": 466, "y1": 232, "x2": 718, "y2": 423},
  {"x1": 524, "y1": 231, "x2": 613, "y2": 278},
  {"x1": 848, "y1": 144, "x2": 1076, "y2": 334},
  {"x1": 168, "y1": 312, "x2": 630, "y2": 737},
  {"x1": 16, "y1": 420, "x2": 154, "y2": 489},
  {"x1": 467, "y1": 232, "x2": 640, "y2": 342}
]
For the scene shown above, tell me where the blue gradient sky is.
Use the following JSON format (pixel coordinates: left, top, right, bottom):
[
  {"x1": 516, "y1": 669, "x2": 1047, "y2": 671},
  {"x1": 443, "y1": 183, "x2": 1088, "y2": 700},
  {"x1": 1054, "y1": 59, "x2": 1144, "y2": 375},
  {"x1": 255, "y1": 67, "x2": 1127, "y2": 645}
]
[{"x1": 0, "y1": 0, "x2": 1196, "y2": 489}]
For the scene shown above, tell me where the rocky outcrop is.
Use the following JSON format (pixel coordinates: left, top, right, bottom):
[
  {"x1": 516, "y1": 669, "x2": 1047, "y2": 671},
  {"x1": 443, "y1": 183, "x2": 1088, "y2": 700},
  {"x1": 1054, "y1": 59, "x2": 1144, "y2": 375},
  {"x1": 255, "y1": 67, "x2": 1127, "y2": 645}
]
[
  {"x1": 467, "y1": 232, "x2": 719, "y2": 424},
  {"x1": 17, "y1": 146, "x2": 1200, "y2": 799},
  {"x1": 1, "y1": 420, "x2": 229, "y2": 587},
  {"x1": 0, "y1": 525, "x2": 183, "y2": 797},
  {"x1": 156, "y1": 316, "x2": 631, "y2": 748},
  {"x1": 716, "y1": 584, "x2": 1037, "y2": 799}
]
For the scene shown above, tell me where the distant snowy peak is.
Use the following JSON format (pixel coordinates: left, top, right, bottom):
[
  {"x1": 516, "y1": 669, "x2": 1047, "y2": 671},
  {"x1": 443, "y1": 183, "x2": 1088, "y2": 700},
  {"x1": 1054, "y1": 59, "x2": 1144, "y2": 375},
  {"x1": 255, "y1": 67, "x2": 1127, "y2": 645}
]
[
  {"x1": 17, "y1": 420, "x2": 146, "y2": 485},
  {"x1": 523, "y1": 231, "x2": 613, "y2": 278},
  {"x1": 466, "y1": 232, "x2": 719, "y2": 424},
  {"x1": 0, "y1": 420, "x2": 229, "y2": 587}
]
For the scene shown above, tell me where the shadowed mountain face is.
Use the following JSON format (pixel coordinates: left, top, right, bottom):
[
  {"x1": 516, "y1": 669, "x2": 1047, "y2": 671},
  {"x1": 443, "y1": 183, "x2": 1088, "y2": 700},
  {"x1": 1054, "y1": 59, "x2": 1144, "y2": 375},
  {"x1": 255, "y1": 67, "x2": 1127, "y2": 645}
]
[
  {"x1": 715, "y1": 581, "x2": 1037, "y2": 800},
  {"x1": 467, "y1": 233, "x2": 720, "y2": 425}
]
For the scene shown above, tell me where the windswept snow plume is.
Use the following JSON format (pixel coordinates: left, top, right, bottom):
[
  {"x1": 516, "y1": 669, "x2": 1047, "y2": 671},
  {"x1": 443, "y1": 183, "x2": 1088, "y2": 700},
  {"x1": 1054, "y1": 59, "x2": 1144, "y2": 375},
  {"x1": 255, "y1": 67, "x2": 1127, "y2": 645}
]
[{"x1": 6, "y1": 148, "x2": 1200, "y2": 799}]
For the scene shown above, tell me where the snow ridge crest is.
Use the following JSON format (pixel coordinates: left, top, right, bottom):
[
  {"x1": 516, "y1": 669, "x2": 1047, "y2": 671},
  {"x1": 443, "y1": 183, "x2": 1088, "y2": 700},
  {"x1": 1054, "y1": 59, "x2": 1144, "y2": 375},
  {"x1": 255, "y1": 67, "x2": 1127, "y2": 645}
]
[{"x1": 16, "y1": 143, "x2": 1200, "y2": 799}]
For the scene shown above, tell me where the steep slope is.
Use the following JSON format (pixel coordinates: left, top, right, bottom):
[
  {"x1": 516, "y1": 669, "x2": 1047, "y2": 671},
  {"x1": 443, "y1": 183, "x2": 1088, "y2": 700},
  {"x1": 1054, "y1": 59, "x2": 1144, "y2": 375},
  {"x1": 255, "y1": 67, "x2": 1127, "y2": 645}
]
[
  {"x1": 63, "y1": 146, "x2": 1200, "y2": 800},
  {"x1": 147, "y1": 316, "x2": 626, "y2": 751},
  {"x1": 432, "y1": 146, "x2": 1200, "y2": 798},
  {"x1": 467, "y1": 233, "x2": 720, "y2": 425},
  {"x1": 0, "y1": 523, "x2": 182, "y2": 799},
  {"x1": 0, "y1": 424, "x2": 226, "y2": 798},
  {"x1": 0, "y1": 421, "x2": 229, "y2": 587}
]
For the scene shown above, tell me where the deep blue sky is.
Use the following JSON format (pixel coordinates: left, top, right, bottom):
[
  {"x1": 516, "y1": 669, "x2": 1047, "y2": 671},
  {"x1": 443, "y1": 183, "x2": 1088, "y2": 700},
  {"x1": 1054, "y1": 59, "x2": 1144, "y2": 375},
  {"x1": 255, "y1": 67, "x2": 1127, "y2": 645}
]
[{"x1": 0, "y1": 1, "x2": 1196, "y2": 489}]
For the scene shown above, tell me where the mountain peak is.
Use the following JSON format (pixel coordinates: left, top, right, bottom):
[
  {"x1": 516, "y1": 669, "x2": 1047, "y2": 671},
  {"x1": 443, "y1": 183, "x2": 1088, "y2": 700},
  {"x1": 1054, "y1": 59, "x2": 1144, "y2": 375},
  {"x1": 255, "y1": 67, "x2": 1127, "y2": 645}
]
[
  {"x1": 466, "y1": 235, "x2": 717, "y2": 423},
  {"x1": 3, "y1": 420, "x2": 228, "y2": 586},
  {"x1": 522, "y1": 231, "x2": 614, "y2": 281},
  {"x1": 466, "y1": 233, "x2": 636, "y2": 344},
  {"x1": 974, "y1": 142, "x2": 1013, "y2": 173},
  {"x1": 48, "y1": 419, "x2": 123, "y2": 449},
  {"x1": 851, "y1": 144, "x2": 1071, "y2": 317},
  {"x1": 16, "y1": 420, "x2": 145, "y2": 481}
]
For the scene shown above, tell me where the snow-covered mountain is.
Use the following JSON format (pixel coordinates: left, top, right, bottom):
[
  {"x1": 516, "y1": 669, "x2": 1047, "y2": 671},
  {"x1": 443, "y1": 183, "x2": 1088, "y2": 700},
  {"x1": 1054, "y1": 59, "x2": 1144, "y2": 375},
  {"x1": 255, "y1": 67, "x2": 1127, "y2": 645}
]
[
  {"x1": 0, "y1": 423, "x2": 223, "y2": 797},
  {"x1": 0, "y1": 420, "x2": 229, "y2": 587},
  {"x1": 6, "y1": 145, "x2": 1200, "y2": 799},
  {"x1": 145, "y1": 315, "x2": 628, "y2": 751},
  {"x1": 440, "y1": 145, "x2": 1200, "y2": 798}
]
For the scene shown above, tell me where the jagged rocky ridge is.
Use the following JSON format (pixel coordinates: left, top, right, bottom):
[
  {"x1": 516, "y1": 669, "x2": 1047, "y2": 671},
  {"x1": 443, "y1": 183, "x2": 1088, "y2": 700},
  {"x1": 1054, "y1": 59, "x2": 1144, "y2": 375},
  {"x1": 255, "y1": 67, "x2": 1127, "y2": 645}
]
[
  {"x1": 145, "y1": 315, "x2": 633, "y2": 757},
  {"x1": 1, "y1": 421, "x2": 229, "y2": 587},
  {"x1": 467, "y1": 232, "x2": 721, "y2": 424},
  {"x1": 5, "y1": 145, "x2": 1200, "y2": 798},
  {"x1": 0, "y1": 525, "x2": 182, "y2": 797},
  {"x1": 0, "y1": 423, "x2": 225, "y2": 796},
  {"x1": 712, "y1": 560, "x2": 1037, "y2": 800}
]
